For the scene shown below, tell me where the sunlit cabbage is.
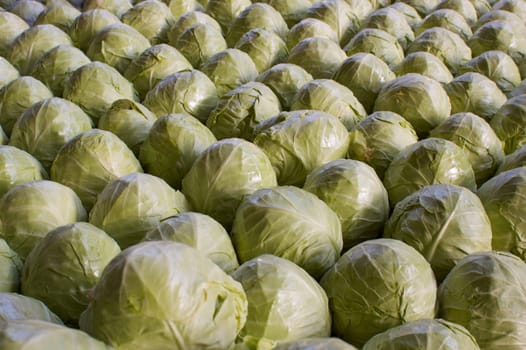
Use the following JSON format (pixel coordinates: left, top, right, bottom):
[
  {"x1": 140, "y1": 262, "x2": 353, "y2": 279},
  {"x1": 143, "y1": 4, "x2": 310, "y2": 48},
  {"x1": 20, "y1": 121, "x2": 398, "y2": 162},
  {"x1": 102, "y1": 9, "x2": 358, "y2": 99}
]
[
  {"x1": 30, "y1": 45, "x2": 90, "y2": 97},
  {"x1": 362, "y1": 319, "x2": 480, "y2": 350},
  {"x1": 254, "y1": 110, "x2": 350, "y2": 186},
  {"x1": 493, "y1": 0, "x2": 526, "y2": 20},
  {"x1": 124, "y1": 44, "x2": 192, "y2": 100},
  {"x1": 0, "y1": 180, "x2": 87, "y2": 258},
  {"x1": 347, "y1": 111, "x2": 418, "y2": 179},
  {"x1": 139, "y1": 114, "x2": 216, "y2": 189},
  {"x1": 9, "y1": 0, "x2": 46, "y2": 26},
  {"x1": 207, "y1": 82, "x2": 281, "y2": 140},
  {"x1": 344, "y1": 29, "x2": 405, "y2": 68},
  {"x1": 273, "y1": 338, "x2": 358, "y2": 350},
  {"x1": 497, "y1": 145, "x2": 526, "y2": 173},
  {"x1": 225, "y1": 3, "x2": 288, "y2": 47},
  {"x1": 168, "y1": 10, "x2": 223, "y2": 43},
  {"x1": 0, "y1": 241, "x2": 22, "y2": 292},
  {"x1": 9, "y1": 98, "x2": 92, "y2": 170},
  {"x1": 286, "y1": 18, "x2": 339, "y2": 50},
  {"x1": 416, "y1": 9, "x2": 472, "y2": 41},
  {"x1": 200, "y1": 49, "x2": 259, "y2": 97},
  {"x1": 182, "y1": 138, "x2": 277, "y2": 228},
  {"x1": 383, "y1": 138, "x2": 476, "y2": 206},
  {"x1": 255, "y1": 0, "x2": 314, "y2": 27},
  {"x1": 0, "y1": 58, "x2": 19, "y2": 92},
  {"x1": 434, "y1": 0, "x2": 478, "y2": 26},
  {"x1": 407, "y1": 27, "x2": 471, "y2": 73},
  {"x1": 304, "y1": 159, "x2": 389, "y2": 250},
  {"x1": 361, "y1": 7, "x2": 415, "y2": 49},
  {"x1": 321, "y1": 239, "x2": 437, "y2": 347},
  {"x1": 399, "y1": 0, "x2": 441, "y2": 15},
  {"x1": 173, "y1": 23, "x2": 227, "y2": 68},
  {"x1": 168, "y1": 0, "x2": 203, "y2": 19},
  {"x1": 86, "y1": 23, "x2": 151, "y2": 74},
  {"x1": 288, "y1": 37, "x2": 347, "y2": 79},
  {"x1": 8, "y1": 24, "x2": 72, "y2": 75},
  {"x1": 384, "y1": 184, "x2": 492, "y2": 280},
  {"x1": 33, "y1": 5, "x2": 80, "y2": 32},
  {"x1": 232, "y1": 255, "x2": 331, "y2": 347},
  {"x1": 83, "y1": 0, "x2": 132, "y2": 17},
  {"x1": 232, "y1": 186, "x2": 342, "y2": 278},
  {"x1": 491, "y1": 94, "x2": 526, "y2": 154},
  {"x1": 235, "y1": 29, "x2": 288, "y2": 73},
  {"x1": 144, "y1": 212, "x2": 238, "y2": 273},
  {"x1": 0, "y1": 293, "x2": 61, "y2": 324},
  {"x1": 469, "y1": 20, "x2": 526, "y2": 65},
  {"x1": 393, "y1": 52, "x2": 453, "y2": 84},
  {"x1": 21, "y1": 222, "x2": 120, "y2": 323},
  {"x1": 388, "y1": 2, "x2": 422, "y2": 29},
  {"x1": 121, "y1": 0, "x2": 174, "y2": 44},
  {"x1": 205, "y1": 0, "x2": 251, "y2": 32},
  {"x1": 374, "y1": 73, "x2": 451, "y2": 136},
  {"x1": 0, "y1": 146, "x2": 46, "y2": 199},
  {"x1": 98, "y1": 99, "x2": 156, "y2": 155},
  {"x1": 256, "y1": 63, "x2": 313, "y2": 109},
  {"x1": 63, "y1": 62, "x2": 139, "y2": 122},
  {"x1": 0, "y1": 77, "x2": 53, "y2": 136},
  {"x1": 439, "y1": 251, "x2": 526, "y2": 350},
  {"x1": 68, "y1": 9, "x2": 120, "y2": 51},
  {"x1": 333, "y1": 53, "x2": 395, "y2": 112},
  {"x1": 0, "y1": 319, "x2": 109, "y2": 349},
  {"x1": 50, "y1": 129, "x2": 142, "y2": 210},
  {"x1": 143, "y1": 69, "x2": 218, "y2": 123},
  {"x1": 474, "y1": 9, "x2": 525, "y2": 30},
  {"x1": 79, "y1": 241, "x2": 247, "y2": 349},
  {"x1": 459, "y1": 51, "x2": 521, "y2": 97},
  {"x1": 430, "y1": 112, "x2": 504, "y2": 184},
  {"x1": 0, "y1": 12, "x2": 29, "y2": 57},
  {"x1": 290, "y1": 79, "x2": 366, "y2": 130}
]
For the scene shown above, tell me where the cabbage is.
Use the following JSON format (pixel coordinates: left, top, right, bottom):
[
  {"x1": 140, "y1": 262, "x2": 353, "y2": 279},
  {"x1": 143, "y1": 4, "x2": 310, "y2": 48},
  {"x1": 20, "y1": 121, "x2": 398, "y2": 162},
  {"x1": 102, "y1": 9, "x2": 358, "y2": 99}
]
[
  {"x1": 361, "y1": 7, "x2": 415, "y2": 49},
  {"x1": 168, "y1": 0, "x2": 203, "y2": 19},
  {"x1": 30, "y1": 45, "x2": 91, "y2": 97},
  {"x1": 333, "y1": 53, "x2": 395, "y2": 113},
  {"x1": 478, "y1": 167, "x2": 526, "y2": 259},
  {"x1": 68, "y1": 9, "x2": 120, "y2": 51},
  {"x1": 82, "y1": 0, "x2": 132, "y2": 17},
  {"x1": 0, "y1": 76, "x2": 53, "y2": 136},
  {"x1": 445, "y1": 72, "x2": 507, "y2": 121},
  {"x1": 388, "y1": 2, "x2": 422, "y2": 29},
  {"x1": 63, "y1": 62, "x2": 139, "y2": 123},
  {"x1": 207, "y1": 81, "x2": 282, "y2": 140},
  {"x1": 0, "y1": 58, "x2": 19, "y2": 91},
  {"x1": 399, "y1": 0, "x2": 441, "y2": 15},
  {"x1": 232, "y1": 255, "x2": 331, "y2": 346},
  {"x1": 374, "y1": 73, "x2": 451, "y2": 136},
  {"x1": 121, "y1": 0, "x2": 174, "y2": 44},
  {"x1": 98, "y1": 99, "x2": 157, "y2": 155},
  {"x1": 490, "y1": 94, "x2": 526, "y2": 154},
  {"x1": 33, "y1": 5, "x2": 80, "y2": 31},
  {"x1": 393, "y1": 52, "x2": 454, "y2": 84},
  {"x1": 344, "y1": 29, "x2": 404, "y2": 68},
  {"x1": 205, "y1": 0, "x2": 251, "y2": 32},
  {"x1": 0, "y1": 180, "x2": 87, "y2": 258},
  {"x1": 273, "y1": 338, "x2": 358, "y2": 350},
  {"x1": 256, "y1": 63, "x2": 313, "y2": 109},
  {"x1": 235, "y1": 29, "x2": 288, "y2": 73},
  {"x1": 434, "y1": 0, "x2": 478, "y2": 26},
  {"x1": 493, "y1": 0, "x2": 526, "y2": 20},
  {"x1": 430, "y1": 112, "x2": 504, "y2": 184},
  {"x1": 320, "y1": 239, "x2": 437, "y2": 347},
  {"x1": 225, "y1": 3, "x2": 288, "y2": 47},
  {"x1": 182, "y1": 138, "x2": 277, "y2": 228},
  {"x1": 9, "y1": 0, "x2": 46, "y2": 26},
  {"x1": 50, "y1": 129, "x2": 142, "y2": 210},
  {"x1": 286, "y1": 18, "x2": 339, "y2": 50},
  {"x1": 288, "y1": 37, "x2": 347, "y2": 79},
  {"x1": 254, "y1": 110, "x2": 350, "y2": 186},
  {"x1": 0, "y1": 145, "x2": 47, "y2": 198},
  {"x1": 255, "y1": 0, "x2": 314, "y2": 27},
  {"x1": 362, "y1": 319, "x2": 480, "y2": 350},
  {"x1": 384, "y1": 184, "x2": 492, "y2": 280},
  {"x1": 124, "y1": 44, "x2": 192, "y2": 100},
  {"x1": 439, "y1": 251, "x2": 526, "y2": 350},
  {"x1": 415, "y1": 9, "x2": 472, "y2": 41},
  {"x1": 232, "y1": 186, "x2": 342, "y2": 278},
  {"x1": 139, "y1": 114, "x2": 216, "y2": 189},
  {"x1": 21, "y1": 222, "x2": 121, "y2": 323},
  {"x1": 0, "y1": 293, "x2": 61, "y2": 324},
  {"x1": 168, "y1": 10, "x2": 223, "y2": 43},
  {"x1": 0, "y1": 12, "x2": 29, "y2": 57},
  {"x1": 0, "y1": 241, "x2": 22, "y2": 292},
  {"x1": 497, "y1": 145, "x2": 526, "y2": 173},
  {"x1": 8, "y1": 24, "x2": 72, "y2": 75},
  {"x1": 79, "y1": 241, "x2": 247, "y2": 349},
  {"x1": 144, "y1": 212, "x2": 238, "y2": 273},
  {"x1": 173, "y1": 23, "x2": 227, "y2": 68},
  {"x1": 304, "y1": 159, "x2": 389, "y2": 250},
  {"x1": 143, "y1": 69, "x2": 218, "y2": 123},
  {"x1": 383, "y1": 138, "x2": 477, "y2": 206},
  {"x1": 474, "y1": 9, "x2": 525, "y2": 30},
  {"x1": 200, "y1": 49, "x2": 259, "y2": 97},
  {"x1": 86, "y1": 23, "x2": 151, "y2": 74}
]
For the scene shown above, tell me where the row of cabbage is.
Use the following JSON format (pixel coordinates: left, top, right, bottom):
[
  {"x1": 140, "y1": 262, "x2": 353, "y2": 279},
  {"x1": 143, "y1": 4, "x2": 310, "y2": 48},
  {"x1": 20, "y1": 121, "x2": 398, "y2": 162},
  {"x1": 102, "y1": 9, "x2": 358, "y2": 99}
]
[{"x1": 1, "y1": 0, "x2": 526, "y2": 349}]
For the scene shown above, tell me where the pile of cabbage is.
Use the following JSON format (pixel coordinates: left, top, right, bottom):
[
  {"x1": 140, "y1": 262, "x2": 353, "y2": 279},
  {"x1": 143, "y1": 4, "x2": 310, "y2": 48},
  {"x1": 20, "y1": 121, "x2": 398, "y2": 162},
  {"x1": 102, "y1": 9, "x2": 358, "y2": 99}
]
[{"x1": 1, "y1": 0, "x2": 526, "y2": 348}]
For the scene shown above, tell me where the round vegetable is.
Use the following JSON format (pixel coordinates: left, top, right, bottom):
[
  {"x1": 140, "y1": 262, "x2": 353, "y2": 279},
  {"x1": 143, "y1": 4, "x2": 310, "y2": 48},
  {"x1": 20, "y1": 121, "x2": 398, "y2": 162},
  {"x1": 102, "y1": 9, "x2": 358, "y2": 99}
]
[
  {"x1": 235, "y1": 28, "x2": 288, "y2": 73},
  {"x1": 0, "y1": 293, "x2": 61, "y2": 324},
  {"x1": 121, "y1": 0, "x2": 174, "y2": 44},
  {"x1": 0, "y1": 12, "x2": 29, "y2": 57},
  {"x1": 490, "y1": 94, "x2": 526, "y2": 154},
  {"x1": 205, "y1": 0, "x2": 251, "y2": 32},
  {"x1": 415, "y1": 9, "x2": 472, "y2": 41},
  {"x1": 344, "y1": 28, "x2": 405, "y2": 69},
  {"x1": 168, "y1": 10, "x2": 223, "y2": 43},
  {"x1": 288, "y1": 37, "x2": 347, "y2": 79},
  {"x1": 0, "y1": 58, "x2": 19, "y2": 91},
  {"x1": 0, "y1": 241, "x2": 22, "y2": 293},
  {"x1": 361, "y1": 7, "x2": 415, "y2": 49},
  {"x1": 173, "y1": 23, "x2": 227, "y2": 68},
  {"x1": 497, "y1": 145, "x2": 526, "y2": 173},
  {"x1": 286, "y1": 18, "x2": 339, "y2": 50},
  {"x1": 0, "y1": 146, "x2": 47, "y2": 198},
  {"x1": 9, "y1": 0, "x2": 46, "y2": 26},
  {"x1": 68, "y1": 9, "x2": 120, "y2": 52},
  {"x1": 273, "y1": 338, "x2": 358, "y2": 350},
  {"x1": 33, "y1": 4, "x2": 80, "y2": 32},
  {"x1": 82, "y1": 0, "x2": 132, "y2": 17},
  {"x1": 394, "y1": 51, "x2": 453, "y2": 84}
]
